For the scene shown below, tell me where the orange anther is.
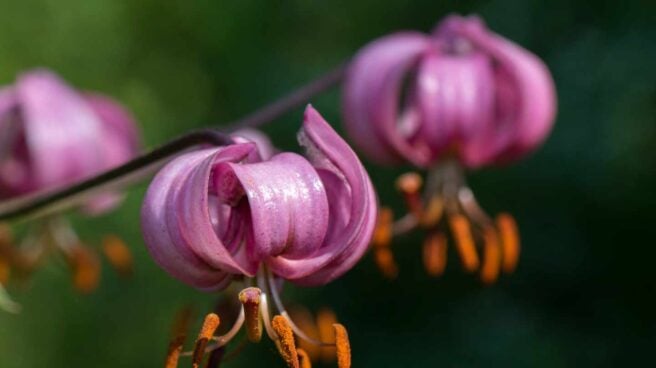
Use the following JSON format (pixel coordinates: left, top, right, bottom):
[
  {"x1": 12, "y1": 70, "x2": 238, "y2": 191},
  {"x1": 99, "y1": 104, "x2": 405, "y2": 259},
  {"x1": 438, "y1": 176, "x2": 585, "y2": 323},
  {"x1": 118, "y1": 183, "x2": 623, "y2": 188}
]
[
  {"x1": 423, "y1": 232, "x2": 447, "y2": 277},
  {"x1": 395, "y1": 172, "x2": 424, "y2": 217},
  {"x1": 480, "y1": 227, "x2": 501, "y2": 284},
  {"x1": 297, "y1": 348, "x2": 312, "y2": 368},
  {"x1": 272, "y1": 315, "x2": 300, "y2": 368},
  {"x1": 102, "y1": 235, "x2": 133, "y2": 277},
  {"x1": 333, "y1": 324, "x2": 351, "y2": 368},
  {"x1": 164, "y1": 335, "x2": 185, "y2": 368},
  {"x1": 449, "y1": 214, "x2": 479, "y2": 272},
  {"x1": 496, "y1": 213, "x2": 520, "y2": 273},
  {"x1": 192, "y1": 313, "x2": 220, "y2": 368},
  {"x1": 373, "y1": 248, "x2": 398, "y2": 279},
  {"x1": 70, "y1": 246, "x2": 101, "y2": 293},
  {"x1": 372, "y1": 208, "x2": 394, "y2": 248},
  {"x1": 238, "y1": 287, "x2": 262, "y2": 342}
]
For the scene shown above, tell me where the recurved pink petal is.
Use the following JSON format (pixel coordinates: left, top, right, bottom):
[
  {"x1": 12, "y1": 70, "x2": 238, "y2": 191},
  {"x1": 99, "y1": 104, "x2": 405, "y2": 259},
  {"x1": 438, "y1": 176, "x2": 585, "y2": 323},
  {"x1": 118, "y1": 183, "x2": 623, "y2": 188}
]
[
  {"x1": 232, "y1": 128, "x2": 276, "y2": 160},
  {"x1": 141, "y1": 143, "x2": 259, "y2": 290},
  {"x1": 343, "y1": 32, "x2": 434, "y2": 166},
  {"x1": 453, "y1": 17, "x2": 557, "y2": 166},
  {"x1": 268, "y1": 106, "x2": 377, "y2": 285},
  {"x1": 15, "y1": 70, "x2": 105, "y2": 189},
  {"x1": 215, "y1": 152, "x2": 329, "y2": 262}
]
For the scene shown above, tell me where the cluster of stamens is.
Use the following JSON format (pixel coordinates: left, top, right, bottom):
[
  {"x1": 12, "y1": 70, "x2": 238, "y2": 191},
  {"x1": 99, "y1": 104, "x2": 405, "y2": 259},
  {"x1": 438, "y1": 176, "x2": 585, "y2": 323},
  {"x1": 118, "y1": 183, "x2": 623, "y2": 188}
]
[
  {"x1": 164, "y1": 268, "x2": 351, "y2": 368},
  {"x1": 0, "y1": 219, "x2": 133, "y2": 302},
  {"x1": 371, "y1": 160, "x2": 520, "y2": 284}
]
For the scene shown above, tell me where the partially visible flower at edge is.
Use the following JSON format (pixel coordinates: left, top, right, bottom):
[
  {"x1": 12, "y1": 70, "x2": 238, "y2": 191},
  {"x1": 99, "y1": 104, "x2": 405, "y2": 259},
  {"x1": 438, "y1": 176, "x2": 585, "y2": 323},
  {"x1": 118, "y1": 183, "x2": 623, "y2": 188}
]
[
  {"x1": 142, "y1": 106, "x2": 373, "y2": 367},
  {"x1": 342, "y1": 14, "x2": 556, "y2": 283},
  {"x1": 0, "y1": 69, "x2": 141, "y2": 301}
]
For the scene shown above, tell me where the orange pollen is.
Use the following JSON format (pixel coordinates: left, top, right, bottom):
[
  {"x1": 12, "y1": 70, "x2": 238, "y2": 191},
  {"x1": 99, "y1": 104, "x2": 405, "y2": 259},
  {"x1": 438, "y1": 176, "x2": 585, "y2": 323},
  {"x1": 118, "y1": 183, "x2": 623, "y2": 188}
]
[
  {"x1": 496, "y1": 213, "x2": 520, "y2": 274},
  {"x1": 423, "y1": 232, "x2": 447, "y2": 277},
  {"x1": 373, "y1": 248, "x2": 398, "y2": 280},
  {"x1": 238, "y1": 287, "x2": 263, "y2": 342},
  {"x1": 480, "y1": 227, "x2": 501, "y2": 284},
  {"x1": 333, "y1": 324, "x2": 351, "y2": 368},
  {"x1": 192, "y1": 313, "x2": 220, "y2": 368},
  {"x1": 395, "y1": 172, "x2": 424, "y2": 217},
  {"x1": 372, "y1": 207, "x2": 394, "y2": 248},
  {"x1": 449, "y1": 214, "x2": 480, "y2": 272},
  {"x1": 272, "y1": 315, "x2": 300, "y2": 368},
  {"x1": 165, "y1": 335, "x2": 185, "y2": 368},
  {"x1": 101, "y1": 235, "x2": 133, "y2": 277},
  {"x1": 297, "y1": 348, "x2": 313, "y2": 368},
  {"x1": 69, "y1": 246, "x2": 101, "y2": 293}
]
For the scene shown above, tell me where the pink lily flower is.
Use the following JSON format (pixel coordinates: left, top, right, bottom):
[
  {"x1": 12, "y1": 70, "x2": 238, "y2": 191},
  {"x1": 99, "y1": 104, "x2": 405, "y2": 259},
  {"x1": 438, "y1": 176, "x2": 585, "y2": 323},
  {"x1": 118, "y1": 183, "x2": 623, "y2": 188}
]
[
  {"x1": 0, "y1": 69, "x2": 140, "y2": 297},
  {"x1": 342, "y1": 14, "x2": 556, "y2": 284}
]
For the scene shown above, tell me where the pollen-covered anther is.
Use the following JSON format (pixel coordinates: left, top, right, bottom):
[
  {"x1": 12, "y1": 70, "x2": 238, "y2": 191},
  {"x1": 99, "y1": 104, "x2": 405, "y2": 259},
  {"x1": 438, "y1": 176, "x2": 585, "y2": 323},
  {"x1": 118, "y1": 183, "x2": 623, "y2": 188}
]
[
  {"x1": 480, "y1": 226, "x2": 501, "y2": 284},
  {"x1": 372, "y1": 207, "x2": 394, "y2": 248},
  {"x1": 101, "y1": 234, "x2": 133, "y2": 277},
  {"x1": 191, "y1": 313, "x2": 220, "y2": 368},
  {"x1": 496, "y1": 213, "x2": 520, "y2": 273},
  {"x1": 333, "y1": 323, "x2": 351, "y2": 368},
  {"x1": 423, "y1": 232, "x2": 447, "y2": 277},
  {"x1": 238, "y1": 287, "x2": 263, "y2": 342},
  {"x1": 373, "y1": 248, "x2": 398, "y2": 280},
  {"x1": 395, "y1": 172, "x2": 424, "y2": 218},
  {"x1": 272, "y1": 315, "x2": 300, "y2": 368},
  {"x1": 165, "y1": 334, "x2": 185, "y2": 368},
  {"x1": 448, "y1": 214, "x2": 480, "y2": 272},
  {"x1": 297, "y1": 348, "x2": 312, "y2": 368},
  {"x1": 69, "y1": 246, "x2": 101, "y2": 293}
]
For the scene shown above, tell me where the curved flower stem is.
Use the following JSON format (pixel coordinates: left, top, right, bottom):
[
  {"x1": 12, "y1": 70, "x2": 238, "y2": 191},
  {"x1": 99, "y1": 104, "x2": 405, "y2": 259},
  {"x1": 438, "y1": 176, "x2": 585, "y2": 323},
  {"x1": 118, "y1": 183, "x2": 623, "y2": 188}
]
[
  {"x1": 224, "y1": 64, "x2": 346, "y2": 132},
  {"x1": 0, "y1": 64, "x2": 347, "y2": 222},
  {"x1": 0, "y1": 130, "x2": 232, "y2": 222}
]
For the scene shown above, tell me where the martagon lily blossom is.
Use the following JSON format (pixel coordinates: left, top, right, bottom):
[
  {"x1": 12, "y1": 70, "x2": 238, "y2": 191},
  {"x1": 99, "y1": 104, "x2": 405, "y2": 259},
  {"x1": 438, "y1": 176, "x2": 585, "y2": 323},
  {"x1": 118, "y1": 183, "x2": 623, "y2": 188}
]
[
  {"x1": 0, "y1": 69, "x2": 140, "y2": 304},
  {"x1": 343, "y1": 14, "x2": 556, "y2": 283},
  {"x1": 142, "y1": 106, "x2": 374, "y2": 367}
]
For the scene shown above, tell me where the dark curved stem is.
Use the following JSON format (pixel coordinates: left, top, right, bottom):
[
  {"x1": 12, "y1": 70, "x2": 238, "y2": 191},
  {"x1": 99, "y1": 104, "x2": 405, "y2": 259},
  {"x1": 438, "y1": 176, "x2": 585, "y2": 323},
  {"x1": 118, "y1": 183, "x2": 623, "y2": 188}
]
[
  {"x1": 222, "y1": 63, "x2": 346, "y2": 131},
  {"x1": 0, "y1": 130, "x2": 232, "y2": 221},
  {"x1": 0, "y1": 63, "x2": 348, "y2": 222}
]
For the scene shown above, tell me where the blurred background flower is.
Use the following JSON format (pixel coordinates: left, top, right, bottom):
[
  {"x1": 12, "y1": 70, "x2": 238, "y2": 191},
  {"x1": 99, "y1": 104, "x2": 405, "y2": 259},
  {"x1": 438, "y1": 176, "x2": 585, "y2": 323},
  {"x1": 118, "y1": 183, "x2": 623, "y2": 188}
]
[{"x1": 0, "y1": 0, "x2": 654, "y2": 367}]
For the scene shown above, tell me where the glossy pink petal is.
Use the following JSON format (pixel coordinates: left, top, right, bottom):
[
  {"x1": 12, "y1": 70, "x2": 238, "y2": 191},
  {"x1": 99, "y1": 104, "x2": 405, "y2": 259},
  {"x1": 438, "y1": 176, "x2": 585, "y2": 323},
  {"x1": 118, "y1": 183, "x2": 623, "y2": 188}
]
[
  {"x1": 83, "y1": 94, "x2": 141, "y2": 214},
  {"x1": 215, "y1": 152, "x2": 329, "y2": 262},
  {"x1": 232, "y1": 128, "x2": 276, "y2": 160},
  {"x1": 267, "y1": 106, "x2": 377, "y2": 285},
  {"x1": 343, "y1": 32, "x2": 434, "y2": 166},
  {"x1": 15, "y1": 70, "x2": 106, "y2": 190},
  {"x1": 141, "y1": 143, "x2": 258, "y2": 290}
]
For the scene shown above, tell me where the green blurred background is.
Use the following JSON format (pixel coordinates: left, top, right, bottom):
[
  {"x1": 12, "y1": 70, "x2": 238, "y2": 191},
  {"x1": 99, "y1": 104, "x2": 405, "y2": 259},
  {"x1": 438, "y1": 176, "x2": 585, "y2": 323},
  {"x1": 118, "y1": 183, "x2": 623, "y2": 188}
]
[{"x1": 1, "y1": 0, "x2": 655, "y2": 366}]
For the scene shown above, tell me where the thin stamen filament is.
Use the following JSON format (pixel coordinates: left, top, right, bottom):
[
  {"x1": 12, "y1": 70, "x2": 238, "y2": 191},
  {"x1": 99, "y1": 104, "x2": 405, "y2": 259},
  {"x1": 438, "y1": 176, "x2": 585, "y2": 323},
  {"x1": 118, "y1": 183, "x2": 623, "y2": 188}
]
[
  {"x1": 180, "y1": 307, "x2": 245, "y2": 357},
  {"x1": 265, "y1": 269, "x2": 335, "y2": 347}
]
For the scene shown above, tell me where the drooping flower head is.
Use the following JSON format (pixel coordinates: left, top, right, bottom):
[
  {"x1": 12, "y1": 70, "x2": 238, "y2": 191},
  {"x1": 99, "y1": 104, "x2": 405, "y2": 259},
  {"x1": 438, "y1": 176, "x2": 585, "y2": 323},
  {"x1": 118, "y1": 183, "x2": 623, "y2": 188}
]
[
  {"x1": 343, "y1": 14, "x2": 556, "y2": 168},
  {"x1": 0, "y1": 69, "x2": 140, "y2": 214},
  {"x1": 142, "y1": 106, "x2": 374, "y2": 367},
  {"x1": 0, "y1": 69, "x2": 141, "y2": 297},
  {"x1": 343, "y1": 14, "x2": 556, "y2": 283}
]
